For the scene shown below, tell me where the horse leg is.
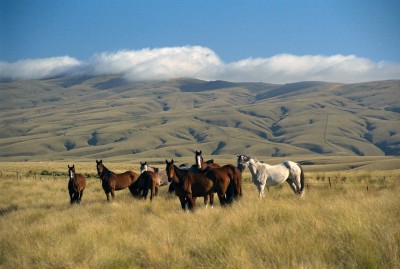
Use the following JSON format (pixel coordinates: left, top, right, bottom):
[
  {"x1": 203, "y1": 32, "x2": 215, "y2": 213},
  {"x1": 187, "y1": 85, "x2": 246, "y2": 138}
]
[
  {"x1": 78, "y1": 190, "x2": 83, "y2": 203},
  {"x1": 203, "y1": 195, "x2": 208, "y2": 208},
  {"x1": 187, "y1": 198, "x2": 194, "y2": 210},
  {"x1": 111, "y1": 189, "x2": 116, "y2": 201},
  {"x1": 186, "y1": 193, "x2": 194, "y2": 210},
  {"x1": 286, "y1": 178, "x2": 298, "y2": 194},
  {"x1": 74, "y1": 192, "x2": 80, "y2": 204},
  {"x1": 209, "y1": 193, "x2": 214, "y2": 208},
  {"x1": 69, "y1": 192, "x2": 74, "y2": 204},
  {"x1": 257, "y1": 183, "x2": 266, "y2": 198},
  {"x1": 294, "y1": 174, "x2": 304, "y2": 196},
  {"x1": 142, "y1": 185, "x2": 149, "y2": 200},
  {"x1": 150, "y1": 185, "x2": 156, "y2": 201},
  {"x1": 178, "y1": 196, "x2": 186, "y2": 210}
]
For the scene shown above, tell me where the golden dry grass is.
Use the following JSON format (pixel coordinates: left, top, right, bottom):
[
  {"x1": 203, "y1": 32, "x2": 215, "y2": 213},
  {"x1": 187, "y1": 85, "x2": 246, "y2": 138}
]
[{"x1": 0, "y1": 162, "x2": 399, "y2": 269}]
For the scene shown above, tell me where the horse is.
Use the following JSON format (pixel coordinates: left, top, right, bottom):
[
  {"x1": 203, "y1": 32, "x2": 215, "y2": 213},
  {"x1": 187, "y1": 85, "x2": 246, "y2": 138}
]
[
  {"x1": 134, "y1": 170, "x2": 158, "y2": 201},
  {"x1": 165, "y1": 159, "x2": 214, "y2": 211},
  {"x1": 204, "y1": 164, "x2": 242, "y2": 206},
  {"x1": 96, "y1": 160, "x2": 139, "y2": 201},
  {"x1": 193, "y1": 151, "x2": 242, "y2": 206},
  {"x1": 67, "y1": 165, "x2": 86, "y2": 204},
  {"x1": 194, "y1": 150, "x2": 220, "y2": 171},
  {"x1": 166, "y1": 152, "x2": 218, "y2": 202},
  {"x1": 236, "y1": 154, "x2": 305, "y2": 198},
  {"x1": 140, "y1": 161, "x2": 169, "y2": 186}
]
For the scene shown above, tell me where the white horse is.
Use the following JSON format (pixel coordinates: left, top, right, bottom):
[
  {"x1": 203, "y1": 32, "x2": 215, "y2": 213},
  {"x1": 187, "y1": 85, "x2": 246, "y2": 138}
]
[
  {"x1": 236, "y1": 154, "x2": 304, "y2": 198},
  {"x1": 140, "y1": 162, "x2": 169, "y2": 186}
]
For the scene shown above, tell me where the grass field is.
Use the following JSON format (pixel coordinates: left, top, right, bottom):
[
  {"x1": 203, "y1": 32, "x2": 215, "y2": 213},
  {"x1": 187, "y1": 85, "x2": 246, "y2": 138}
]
[{"x1": 0, "y1": 161, "x2": 399, "y2": 269}]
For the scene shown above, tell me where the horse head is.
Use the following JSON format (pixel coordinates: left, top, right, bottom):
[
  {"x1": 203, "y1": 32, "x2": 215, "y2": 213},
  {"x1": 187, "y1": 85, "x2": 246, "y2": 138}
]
[
  {"x1": 140, "y1": 161, "x2": 148, "y2": 174},
  {"x1": 195, "y1": 150, "x2": 203, "y2": 170},
  {"x1": 96, "y1": 159, "x2": 104, "y2": 177},
  {"x1": 165, "y1": 159, "x2": 177, "y2": 183},
  {"x1": 236, "y1": 154, "x2": 251, "y2": 172},
  {"x1": 68, "y1": 164, "x2": 75, "y2": 180}
]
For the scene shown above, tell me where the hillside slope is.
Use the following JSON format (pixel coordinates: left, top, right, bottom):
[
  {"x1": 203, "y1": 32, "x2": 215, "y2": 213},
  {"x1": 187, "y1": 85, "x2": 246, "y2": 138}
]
[{"x1": 0, "y1": 76, "x2": 399, "y2": 161}]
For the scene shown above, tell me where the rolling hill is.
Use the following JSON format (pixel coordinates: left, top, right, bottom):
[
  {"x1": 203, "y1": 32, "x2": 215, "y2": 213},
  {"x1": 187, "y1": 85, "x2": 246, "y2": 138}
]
[{"x1": 0, "y1": 75, "x2": 399, "y2": 162}]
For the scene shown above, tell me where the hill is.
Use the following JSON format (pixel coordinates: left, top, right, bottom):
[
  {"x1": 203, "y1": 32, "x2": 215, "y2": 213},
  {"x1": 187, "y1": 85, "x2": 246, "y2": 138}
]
[{"x1": 0, "y1": 76, "x2": 399, "y2": 161}]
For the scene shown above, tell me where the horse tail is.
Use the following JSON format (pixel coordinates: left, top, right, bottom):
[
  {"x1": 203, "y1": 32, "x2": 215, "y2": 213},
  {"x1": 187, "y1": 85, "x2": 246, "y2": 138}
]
[
  {"x1": 223, "y1": 178, "x2": 235, "y2": 205},
  {"x1": 225, "y1": 166, "x2": 237, "y2": 204},
  {"x1": 234, "y1": 167, "x2": 242, "y2": 198}
]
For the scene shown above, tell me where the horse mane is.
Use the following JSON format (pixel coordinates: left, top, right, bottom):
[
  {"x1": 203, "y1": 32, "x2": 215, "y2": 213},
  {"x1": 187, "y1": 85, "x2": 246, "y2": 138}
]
[
  {"x1": 172, "y1": 164, "x2": 188, "y2": 183},
  {"x1": 151, "y1": 166, "x2": 160, "y2": 173},
  {"x1": 99, "y1": 164, "x2": 113, "y2": 180},
  {"x1": 205, "y1": 159, "x2": 214, "y2": 164}
]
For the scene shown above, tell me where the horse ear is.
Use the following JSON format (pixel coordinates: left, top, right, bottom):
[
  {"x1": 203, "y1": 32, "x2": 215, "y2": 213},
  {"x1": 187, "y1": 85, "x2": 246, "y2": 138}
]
[
  {"x1": 72, "y1": 165, "x2": 75, "y2": 169},
  {"x1": 68, "y1": 165, "x2": 71, "y2": 169},
  {"x1": 199, "y1": 150, "x2": 202, "y2": 154},
  {"x1": 165, "y1": 159, "x2": 168, "y2": 164},
  {"x1": 171, "y1": 159, "x2": 174, "y2": 164}
]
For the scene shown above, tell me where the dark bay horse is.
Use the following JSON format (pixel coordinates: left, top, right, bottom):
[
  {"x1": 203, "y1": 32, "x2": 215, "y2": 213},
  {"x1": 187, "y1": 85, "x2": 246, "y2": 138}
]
[
  {"x1": 205, "y1": 164, "x2": 242, "y2": 206},
  {"x1": 68, "y1": 165, "x2": 86, "y2": 204},
  {"x1": 133, "y1": 170, "x2": 158, "y2": 201},
  {"x1": 96, "y1": 160, "x2": 139, "y2": 201},
  {"x1": 194, "y1": 151, "x2": 242, "y2": 205},
  {"x1": 165, "y1": 159, "x2": 214, "y2": 211}
]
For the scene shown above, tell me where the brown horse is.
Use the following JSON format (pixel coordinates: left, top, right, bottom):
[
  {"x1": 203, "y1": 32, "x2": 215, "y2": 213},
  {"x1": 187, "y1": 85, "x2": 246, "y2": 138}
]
[
  {"x1": 96, "y1": 160, "x2": 139, "y2": 201},
  {"x1": 68, "y1": 165, "x2": 86, "y2": 204},
  {"x1": 165, "y1": 159, "x2": 214, "y2": 210},
  {"x1": 194, "y1": 150, "x2": 220, "y2": 171},
  {"x1": 205, "y1": 164, "x2": 242, "y2": 206},
  {"x1": 133, "y1": 170, "x2": 159, "y2": 201}
]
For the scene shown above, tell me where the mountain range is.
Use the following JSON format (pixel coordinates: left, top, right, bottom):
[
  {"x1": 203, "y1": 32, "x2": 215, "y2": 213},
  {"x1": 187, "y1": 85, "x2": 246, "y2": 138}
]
[{"x1": 0, "y1": 75, "x2": 399, "y2": 161}]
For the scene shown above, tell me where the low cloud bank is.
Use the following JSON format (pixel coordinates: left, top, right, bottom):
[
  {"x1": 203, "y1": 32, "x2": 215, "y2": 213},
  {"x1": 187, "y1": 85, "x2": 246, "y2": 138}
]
[
  {"x1": 0, "y1": 56, "x2": 82, "y2": 81},
  {"x1": 1, "y1": 46, "x2": 399, "y2": 83}
]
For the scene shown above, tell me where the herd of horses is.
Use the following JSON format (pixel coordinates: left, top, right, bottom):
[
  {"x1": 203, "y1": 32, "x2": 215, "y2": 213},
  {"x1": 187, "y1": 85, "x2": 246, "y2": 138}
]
[{"x1": 68, "y1": 151, "x2": 305, "y2": 210}]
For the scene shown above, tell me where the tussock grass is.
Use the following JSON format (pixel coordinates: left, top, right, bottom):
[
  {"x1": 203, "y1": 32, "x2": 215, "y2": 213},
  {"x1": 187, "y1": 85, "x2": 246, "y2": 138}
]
[{"x1": 0, "y1": 163, "x2": 399, "y2": 268}]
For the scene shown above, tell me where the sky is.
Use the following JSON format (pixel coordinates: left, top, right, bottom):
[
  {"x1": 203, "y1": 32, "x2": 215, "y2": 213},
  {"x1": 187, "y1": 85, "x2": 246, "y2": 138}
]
[{"x1": 1, "y1": 0, "x2": 400, "y2": 83}]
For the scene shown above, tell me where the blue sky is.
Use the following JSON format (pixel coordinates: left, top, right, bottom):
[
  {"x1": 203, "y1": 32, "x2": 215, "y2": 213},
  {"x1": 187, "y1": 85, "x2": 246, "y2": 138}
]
[{"x1": 1, "y1": 0, "x2": 400, "y2": 83}]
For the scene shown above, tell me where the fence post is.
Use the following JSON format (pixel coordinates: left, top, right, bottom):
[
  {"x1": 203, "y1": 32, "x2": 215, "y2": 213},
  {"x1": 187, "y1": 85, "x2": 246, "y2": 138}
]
[{"x1": 328, "y1": 177, "x2": 332, "y2": 188}]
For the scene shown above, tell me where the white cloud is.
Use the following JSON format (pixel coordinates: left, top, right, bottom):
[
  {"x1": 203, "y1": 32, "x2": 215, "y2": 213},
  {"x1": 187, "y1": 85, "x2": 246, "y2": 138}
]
[
  {"x1": 89, "y1": 46, "x2": 223, "y2": 81},
  {"x1": 0, "y1": 56, "x2": 82, "y2": 81},
  {"x1": 220, "y1": 54, "x2": 397, "y2": 83},
  {"x1": 1, "y1": 47, "x2": 399, "y2": 83}
]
